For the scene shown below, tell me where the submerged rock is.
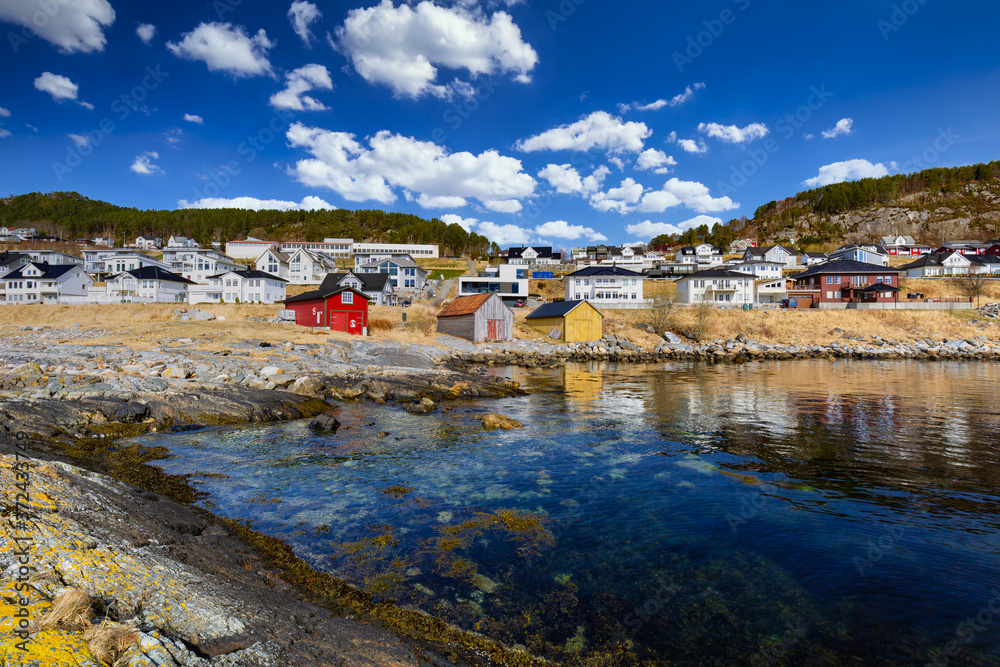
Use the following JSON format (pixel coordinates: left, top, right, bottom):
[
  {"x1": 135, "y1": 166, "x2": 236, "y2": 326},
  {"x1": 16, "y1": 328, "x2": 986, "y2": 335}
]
[
  {"x1": 308, "y1": 413, "x2": 341, "y2": 432},
  {"x1": 481, "y1": 413, "x2": 523, "y2": 431},
  {"x1": 405, "y1": 397, "x2": 437, "y2": 414}
]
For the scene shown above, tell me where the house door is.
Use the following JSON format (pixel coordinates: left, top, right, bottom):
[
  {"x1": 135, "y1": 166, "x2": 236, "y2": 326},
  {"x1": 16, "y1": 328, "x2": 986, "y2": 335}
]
[
  {"x1": 329, "y1": 311, "x2": 347, "y2": 332},
  {"x1": 347, "y1": 311, "x2": 365, "y2": 336},
  {"x1": 486, "y1": 319, "x2": 502, "y2": 341}
]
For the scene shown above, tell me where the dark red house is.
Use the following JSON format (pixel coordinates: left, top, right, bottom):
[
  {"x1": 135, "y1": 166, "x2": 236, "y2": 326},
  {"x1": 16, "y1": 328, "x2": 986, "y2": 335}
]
[
  {"x1": 791, "y1": 259, "x2": 902, "y2": 306},
  {"x1": 283, "y1": 286, "x2": 370, "y2": 335}
]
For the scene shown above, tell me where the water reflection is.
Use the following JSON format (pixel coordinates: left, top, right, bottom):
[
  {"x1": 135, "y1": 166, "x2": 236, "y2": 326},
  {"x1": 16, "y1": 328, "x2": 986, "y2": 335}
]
[{"x1": 144, "y1": 360, "x2": 1000, "y2": 665}]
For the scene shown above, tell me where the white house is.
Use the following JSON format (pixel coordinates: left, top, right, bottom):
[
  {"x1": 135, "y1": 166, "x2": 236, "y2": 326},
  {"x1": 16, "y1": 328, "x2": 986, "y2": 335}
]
[
  {"x1": 506, "y1": 246, "x2": 560, "y2": 265},
  {"x1": 731, "y1": 261, "x2": 784, "y2": 280},
  {"x1": 743, "y1": 245, "x2": 798, "y2": 268},
  {"x1": 0, "y1": 262, "x2": 92, "y2": 305},
  {"x1": 754, "y1": 277, "x2": 788, "y2": 304},
  {"x1": 0, "y1": 253, "x2": 32, "y2": 278},
  {"x1": 254, "y1": 249, "x2": 291, "y2": 281},
  {"x1": 675, "y1": 269, "x2": 755, "y2": 305},
  {"x1": 24, "y1": 250, "x2": 82, "y2": 266},
  {"x1": 829, "y1": 245, "x2": 888, "y2": 267},
  {"x1": 194, "y1": 270, "x2": 287, "y2": 304},
  {"x1": 458, "y1": 264, "x2": 528, "y2": 304},
  {"x1": 160, "y1": 248, "x2": 243, "y2": 283},
  {"x1": 358, "y1": 255, "x2": 428, "y2": 291},
  {"x1": 799, "y1": 252, "x2": 828, "y2": 266},
  {"x1": 566, "y1": 266, "x2": 644, "y2": 305},
  {"x1": 225, "y1": 237, "x2": 279, "y2": 259},
  {"x1": 286, "y1": 248, "x2": 339, "y2": 284},
  {"x1": 135, "y1": 236, "x2": 164, "y2": 250},
  {"x1": 168, "y1": 236, "x2": 199, "y2": 249},
  {"x1": 102, "y1": 267, "x2": 195, "y2": 304},
  {"x1": 729, "y1": 239, "x2": 757, "y2": 253},
  {"x1": 898, "y1": 252, "x2": 972, "y2": 278},
  {"x1": 96, "y1": 252, "x2": 170, "y2": 276},
  {"x1": 676, "y1": 244, "x2": 724, "y2": 267},
  {"x1": 319, "y1": 272, "x2": 395, "y2": 306}
]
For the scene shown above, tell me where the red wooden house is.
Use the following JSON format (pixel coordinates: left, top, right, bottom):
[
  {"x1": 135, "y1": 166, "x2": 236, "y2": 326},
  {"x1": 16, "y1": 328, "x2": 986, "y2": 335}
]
[{"x1": 283, "y1": 286, "x2": 370, "y2": 335}]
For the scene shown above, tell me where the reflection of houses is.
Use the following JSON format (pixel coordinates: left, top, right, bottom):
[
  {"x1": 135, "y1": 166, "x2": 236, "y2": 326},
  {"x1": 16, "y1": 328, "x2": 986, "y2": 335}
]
[
  {"x1": 675, "y1": 269, "x2": 755, "y2": 305},
  {"x1": 562, "y1": 364, "x2": 602, "y2": 400},
  {"x1": 435, "y1": 293, "x2": 514, "y2": 343},
  {"x1": 525, "y1": 300, "x2": 603, "y2": 342},
  {"x1": 565, "y1": 266, "x2": 644, "y2": 305},
  {"x1": 457, "y1": 264, "x2": 528, "y2": 304},
  {"x1": 790, "y1": 260, "x2": 901, "y2": 305}
]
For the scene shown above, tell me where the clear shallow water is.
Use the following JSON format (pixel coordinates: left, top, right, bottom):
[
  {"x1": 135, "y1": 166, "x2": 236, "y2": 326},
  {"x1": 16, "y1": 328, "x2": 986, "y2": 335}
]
[{"x1": 138, "y1": 360, "x2": 1000, "y2": 665}]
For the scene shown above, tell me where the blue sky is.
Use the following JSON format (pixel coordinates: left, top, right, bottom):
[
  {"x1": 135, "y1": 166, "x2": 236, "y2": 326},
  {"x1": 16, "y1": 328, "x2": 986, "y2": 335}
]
[{"x1": 1, "y1": 0, "x2": 999, "y2": 248}]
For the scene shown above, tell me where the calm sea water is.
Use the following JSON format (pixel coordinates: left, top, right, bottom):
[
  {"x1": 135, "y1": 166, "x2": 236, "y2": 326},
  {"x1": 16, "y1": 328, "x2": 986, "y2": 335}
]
[{"x1": 139, "y1": 361, "x2": 1000, "y2": 665}]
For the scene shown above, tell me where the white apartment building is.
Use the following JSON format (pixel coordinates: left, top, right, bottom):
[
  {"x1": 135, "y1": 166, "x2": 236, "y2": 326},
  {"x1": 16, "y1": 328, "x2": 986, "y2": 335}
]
[
  {"x1": 675, "y1": 269, "x2": 755, "y2": 305},
  {"x1": 0, "y1": 262, "x2": 93, "y2": 305},
  {"x1": 731, "y1": 261, "x2": 784, "y2": 280},
  {"x1": 160, "y1": 248, "x2": 242, "y2": 283},
  {"x1": 457, "y1": 264, "x2": 528, "y2": 303},
  {"x1": 676, "y1": 244, "x2": 724, "y2": 267},
  {"x1": 24, "y1": 250, "x2": 82, "y2": 266},
  {"x1": 225, "y1": 238, "x2": 279, "y2": 259},
  {"x1": 280, "y1": 238, "x2": 353, "y2": 258},
  {"x1": 565, "y1": 266, "x2": 645, "y2": 304},
  {"x1": 353, "y1": 243, "x2": 438, "y2": 265}
]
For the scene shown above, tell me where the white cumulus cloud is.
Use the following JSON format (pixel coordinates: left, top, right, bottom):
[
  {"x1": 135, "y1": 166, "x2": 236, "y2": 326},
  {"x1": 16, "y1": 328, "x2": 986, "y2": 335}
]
[
  {"x1": 68, "y1": 133, "x2": 90, "y2": 148},
  {"x1": 335, "y1": 0, "x2": 538, "y2": 98},
  {"x1": 270, "y1": 64, "x2": 333, "y2": 111},
  {"x1": 619, "y1": 83, "x2": 705, "y2": 113},
  {"x1": 537, "y1": 163, "x2": 609, "y2": 195},
  {"x1": 802, "y1": 159, "x2": 889, "y2": 187},
  {"x1": 286, "y1": 122, "x2": 536, "y2": 209},
  {"x1": 639, "y1": 178, "x2": 738, "y2": 214},
  {"x1": 476, "y1": 221, "x2": 534, "y2": 246},
  {"x1": 676, "y1": 138, "x2": 707, "y2": 154},
  {"x1": 178, "y1": 195, "x2": 335, "y2": 211},
  {"x1": 33, "y1": 72, "x2": 92, "y2": 109},
  {"x1": 822, "y1": 118, "x2": 853, "y2": 139},
  {"x1": 136, "y1": 23, "x2": 156, "y2": 43},
  {"x1": 698, "y1": 122, "x2": 769, "y2": 144},
  {"x1": 534, "y1": 220, "x2": 606, "y2": 242},
  {"x1": 0, "y1": 0, "x2": 115, "y2": 53},
  {"x1": 484, "y1": 199, "x2": 522, "y2": 213},
  {"x1": 517, "y1": 111, "x2": 651, "y2": 154},
  {"x1": 625, "y1": 215, "x2": 723, "y2": 238},
  {"x1": 183, "y1": 113, "x2": 204, "y2": 124},
  {"x1": 0, "y1": 130, "x2": 10, "y2": 139},
  {"x1": 167, "y1": 22, "x2": 275, "y2": 77},
  {"x1": 636, "y1": 148, "x2": 676, "y2": 174},
  {"x1": 288, "y1": 1, "x2": 322, "y2": 47},
  {"x1": 130, "y1": 151, "x2": 163, "y2": 175},
  {"x1": 589, "y1": 178, "x2": 644, "y2": 214},
  {"x1": 0, "y1": 107, "x2": 10, "y2": 117}
]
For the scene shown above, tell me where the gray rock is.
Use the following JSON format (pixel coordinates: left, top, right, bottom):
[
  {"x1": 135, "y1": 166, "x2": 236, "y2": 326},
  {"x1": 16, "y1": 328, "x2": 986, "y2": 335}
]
[{"x1": 308, "y1": 413, "x2": 341, "y2": 431}]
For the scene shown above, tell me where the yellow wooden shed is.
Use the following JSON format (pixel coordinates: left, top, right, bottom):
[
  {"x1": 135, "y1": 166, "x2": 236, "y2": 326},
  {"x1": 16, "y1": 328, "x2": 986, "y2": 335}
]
[{"x1": 525, "y1": 300, "x2": 604, "y2": 342}]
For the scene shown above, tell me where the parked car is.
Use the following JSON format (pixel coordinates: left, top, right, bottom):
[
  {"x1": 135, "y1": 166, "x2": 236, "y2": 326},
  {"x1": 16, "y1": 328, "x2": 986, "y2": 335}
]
[
  {"x1": 515, "y1": 299, "x2": 526, "y2": 308},
  {"x1": 401, "y1": 299, "x2": 412, "y2": 307}
]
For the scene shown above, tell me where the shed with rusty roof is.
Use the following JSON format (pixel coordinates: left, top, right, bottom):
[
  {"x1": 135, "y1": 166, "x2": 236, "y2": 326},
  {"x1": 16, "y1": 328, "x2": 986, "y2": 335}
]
[{"x1": 436, "y1": 292, "x2": 514, "y2": 343}]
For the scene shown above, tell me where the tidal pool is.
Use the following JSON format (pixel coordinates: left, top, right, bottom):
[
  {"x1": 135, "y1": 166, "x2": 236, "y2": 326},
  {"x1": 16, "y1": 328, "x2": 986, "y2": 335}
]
[{"x1": 137, "y1": 360, "x2": 1000, "y2": 665}]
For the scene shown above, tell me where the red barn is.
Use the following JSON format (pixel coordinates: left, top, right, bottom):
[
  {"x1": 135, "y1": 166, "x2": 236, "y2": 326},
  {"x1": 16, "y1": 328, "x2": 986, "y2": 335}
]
[{"x1": 283, "y1": 286, "x2": 370, "y2": 335}]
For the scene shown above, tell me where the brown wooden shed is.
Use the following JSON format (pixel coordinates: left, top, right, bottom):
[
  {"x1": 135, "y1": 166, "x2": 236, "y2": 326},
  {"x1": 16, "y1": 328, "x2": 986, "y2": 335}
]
[
  {"x1": 436, "y1": 292, "x2": 515, "y2": 343},
  {"x1": 525, "y1": 300, "x2": 604, "y2": 342}
]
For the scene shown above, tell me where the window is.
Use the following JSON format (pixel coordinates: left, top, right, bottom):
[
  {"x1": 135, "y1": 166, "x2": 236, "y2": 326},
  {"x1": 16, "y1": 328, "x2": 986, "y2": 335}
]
[
  {"x1": 342, "y1": 291, "x2": 353, "y2": 304},
  {"x1": 826, "y1": 276, "x2": 833, "y2": 284},
  {"x1": 834, "y1": 276, "x2": 840, "y2": 284}
]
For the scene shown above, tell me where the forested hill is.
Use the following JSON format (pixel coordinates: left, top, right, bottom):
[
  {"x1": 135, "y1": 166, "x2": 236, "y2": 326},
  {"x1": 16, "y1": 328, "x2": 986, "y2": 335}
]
[
  {"x1": 651, "y1": 161, "x2": 1000, "y2": 251},
  {"x1": 0, "y1": 192, "x2": 492, "y2": 256}
]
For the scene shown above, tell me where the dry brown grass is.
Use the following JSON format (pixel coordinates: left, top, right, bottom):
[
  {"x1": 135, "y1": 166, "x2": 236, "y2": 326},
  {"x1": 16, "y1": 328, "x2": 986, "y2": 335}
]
[
  {"x1": 82, "y1": 623, "x2": 139, "y2": 667},
  {"x1": 900, "y1": 277, "x2": 1000, "y2": 301},
  {"x1": 0, "y1": 303, "x2": 279, "y2": 329},
  {"x1": 34, "y1": 589, "x2": 92, "y2": 633}
]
